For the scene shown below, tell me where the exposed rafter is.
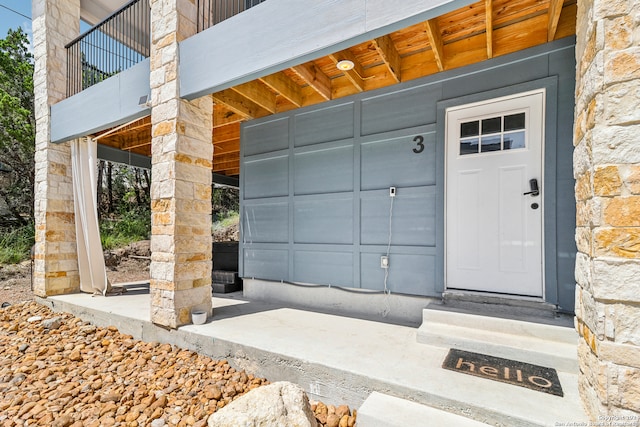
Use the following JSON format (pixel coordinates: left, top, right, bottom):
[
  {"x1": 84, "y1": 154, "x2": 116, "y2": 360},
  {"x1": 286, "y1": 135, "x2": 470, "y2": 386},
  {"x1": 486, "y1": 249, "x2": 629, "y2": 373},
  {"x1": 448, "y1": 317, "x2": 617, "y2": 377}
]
[
  {"x1": 485, "y1": 0, "x2": 493, "y2": 58},
  {"x1": 121, "y1": 138, "x2": 151, "y2": 151},
  {"x1": 213, "y1": 104, "x2": 245, "y2": 128},
  {"x1": 213, "y1": 140, "x2": 240, "y2": 154},
  {"x1": 547, "y1": 0, "x2": 564, "y2": 41},
  {"x1": 212, "y1": 122, "x2": 240, "y2": 143},
  {"x1": 92, "y1": 0, "x2": 577, "y2": 179},
  {"x1": 230, "y1": 81, "x2": 277, "y2": 114},
  {"x1": 214, "y1": 166, "x2": 240, "y2": 175},
  {"x1": 425, "y1": 18, "x2": 445, "y2": 72},
  {"x1": 329, "y1": 49, "x2": 365, "y2": 92},
  {"x1": 292, "y1": 62, "x2": 332, "y2": 100},
  {"x1": 213, "y1": 152, "x2": 240, "y2": 168},
  {"x1": 95, "y1": 116, "x2": 151, "y2": 140},
  {"x1": 260, "y1": 72, "x2": 303, "y2": 107},
  {"x1": 372, "y1": 35, "x2": 401, "y2": 83},
  {"x1": 212, "y1": 89, "x2": 270, "y2": 120}
]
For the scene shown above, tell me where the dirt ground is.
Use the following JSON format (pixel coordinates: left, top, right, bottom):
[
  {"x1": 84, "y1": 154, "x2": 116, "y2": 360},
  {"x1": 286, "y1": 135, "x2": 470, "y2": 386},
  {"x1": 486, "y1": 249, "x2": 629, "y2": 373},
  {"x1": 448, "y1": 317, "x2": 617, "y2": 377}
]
[
  {"x1": 0, "y1": 246, "x2": 150, "y2": 306},
  {"x1": 0, "y1": 230, "x2": 244, "y2": 305},
  {"x1": 0, "y1": 261, "x2": 35, "y2": 305}
]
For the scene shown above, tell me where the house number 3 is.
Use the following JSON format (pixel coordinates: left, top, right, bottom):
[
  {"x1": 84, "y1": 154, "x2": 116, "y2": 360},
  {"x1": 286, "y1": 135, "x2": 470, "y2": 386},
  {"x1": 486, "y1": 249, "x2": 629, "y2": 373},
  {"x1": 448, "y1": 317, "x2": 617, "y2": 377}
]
[{"x1": 412, "y1": 135, "x2": 425, "y2": 154}]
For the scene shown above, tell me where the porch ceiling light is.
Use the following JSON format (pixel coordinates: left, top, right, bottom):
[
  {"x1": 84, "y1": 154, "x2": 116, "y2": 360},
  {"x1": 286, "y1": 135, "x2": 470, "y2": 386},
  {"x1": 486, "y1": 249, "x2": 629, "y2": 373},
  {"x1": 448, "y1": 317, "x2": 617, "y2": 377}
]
[{"x1": 336, "y1": 60, "x2": 355, "y2": 71}]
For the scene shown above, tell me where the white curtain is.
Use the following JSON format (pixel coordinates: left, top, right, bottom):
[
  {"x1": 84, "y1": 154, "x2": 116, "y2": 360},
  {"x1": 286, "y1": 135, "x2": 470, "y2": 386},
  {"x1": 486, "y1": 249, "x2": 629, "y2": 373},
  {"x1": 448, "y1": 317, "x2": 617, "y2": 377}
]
[{"x1": 71, "y1": 137, "x2": 111, "y2": 295}]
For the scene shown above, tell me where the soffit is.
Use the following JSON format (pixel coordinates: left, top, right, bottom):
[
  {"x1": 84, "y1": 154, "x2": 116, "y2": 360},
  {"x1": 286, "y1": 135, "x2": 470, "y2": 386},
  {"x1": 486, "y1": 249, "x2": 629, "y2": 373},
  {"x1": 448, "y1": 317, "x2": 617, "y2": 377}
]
[{"x1": 95, "y1": 0, "x2": 577, "y2": 177}]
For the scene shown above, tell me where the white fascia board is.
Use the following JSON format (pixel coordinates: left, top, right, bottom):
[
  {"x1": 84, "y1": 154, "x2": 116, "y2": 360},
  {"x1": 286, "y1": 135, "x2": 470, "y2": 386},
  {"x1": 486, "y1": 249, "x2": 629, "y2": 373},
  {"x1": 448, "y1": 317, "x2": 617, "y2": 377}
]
[{"x1": 51, "y1": 59, "x2": 150, "y2": 143}]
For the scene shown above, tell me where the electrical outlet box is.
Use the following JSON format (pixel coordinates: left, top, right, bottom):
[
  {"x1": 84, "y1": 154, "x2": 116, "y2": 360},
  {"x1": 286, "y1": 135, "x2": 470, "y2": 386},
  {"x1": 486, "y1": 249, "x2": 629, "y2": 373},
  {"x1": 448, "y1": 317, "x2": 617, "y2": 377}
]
[
  {"x1": 389, "y1": 187, "x2": 396, "y2": 197},
  {"x1": 381, "y1": 255, "x2": 389, "y2": 269}
]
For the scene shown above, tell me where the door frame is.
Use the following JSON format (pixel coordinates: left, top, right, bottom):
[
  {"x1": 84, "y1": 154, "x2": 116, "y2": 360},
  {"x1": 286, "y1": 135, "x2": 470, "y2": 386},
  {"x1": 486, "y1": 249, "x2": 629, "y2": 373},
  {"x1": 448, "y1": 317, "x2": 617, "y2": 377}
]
[
  {"x1": 434, "y1": 77, "x2": 560, "y2": 304},
  {"x1": 443, "y1": 89, "x2": 546, "y2": 298}
]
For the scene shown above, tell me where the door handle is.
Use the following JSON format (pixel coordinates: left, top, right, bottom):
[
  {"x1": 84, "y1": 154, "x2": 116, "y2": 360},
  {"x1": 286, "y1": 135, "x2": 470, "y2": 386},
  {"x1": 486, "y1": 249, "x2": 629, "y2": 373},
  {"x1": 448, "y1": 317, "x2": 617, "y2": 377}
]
[{"x1": 523, "y1": 178, "x2": 539, "y2": 197}]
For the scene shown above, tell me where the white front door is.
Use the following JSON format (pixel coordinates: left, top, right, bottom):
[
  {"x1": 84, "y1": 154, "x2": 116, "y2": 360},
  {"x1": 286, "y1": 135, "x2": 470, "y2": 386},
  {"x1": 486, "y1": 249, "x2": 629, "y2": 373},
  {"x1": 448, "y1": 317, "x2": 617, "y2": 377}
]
[{"x1": 445, "y1": 90, "x2": 544, "y2": 297}]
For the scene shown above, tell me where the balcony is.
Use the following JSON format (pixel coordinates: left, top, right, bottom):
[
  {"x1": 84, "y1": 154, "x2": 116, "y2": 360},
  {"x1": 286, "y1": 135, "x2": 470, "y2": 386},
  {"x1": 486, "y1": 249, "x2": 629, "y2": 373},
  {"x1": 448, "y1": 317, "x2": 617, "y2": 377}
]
[
  {"x1": 66, "y1": 0, "x2": 150, "y2": 97},
  {"x1": 197, "y1": 0, "x2": 268, "y2": 32},
  {"x1": 66, "y1": 0, "x2": 267, "y2": 97}
]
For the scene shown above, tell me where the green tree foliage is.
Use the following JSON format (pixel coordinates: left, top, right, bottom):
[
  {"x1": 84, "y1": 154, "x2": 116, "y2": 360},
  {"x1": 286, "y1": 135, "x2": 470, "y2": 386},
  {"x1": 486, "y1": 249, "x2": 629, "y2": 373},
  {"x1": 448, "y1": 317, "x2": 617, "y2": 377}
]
[
  {"x1": 0, "y1": 28, "x2": 34, "y2": 226},
  {"x1": 97, "y1": 162, "x2": 151, "y2": 249},
  {"x1": 212, "y1": 186, "x2": 239, "y2": 221}
]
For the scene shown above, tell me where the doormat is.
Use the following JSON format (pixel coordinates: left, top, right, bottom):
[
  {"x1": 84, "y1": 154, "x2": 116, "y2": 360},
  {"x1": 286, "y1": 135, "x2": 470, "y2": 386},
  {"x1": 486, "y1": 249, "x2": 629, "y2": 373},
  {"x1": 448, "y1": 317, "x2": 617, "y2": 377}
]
[{"x1": 442, "y1": 348, "x2": 563, "y2": 397}]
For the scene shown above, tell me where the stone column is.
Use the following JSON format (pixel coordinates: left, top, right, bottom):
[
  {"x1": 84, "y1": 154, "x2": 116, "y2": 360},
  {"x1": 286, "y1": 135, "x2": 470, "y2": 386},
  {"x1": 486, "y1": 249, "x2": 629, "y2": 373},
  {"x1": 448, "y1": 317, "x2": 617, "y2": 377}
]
[
  {"x1": 32, "y1": 0, "x2": 81, "y2": 297},
  {"x1": 574, "y1": 0, "x2": 640, "y2": 418},
  {"x1": 149, "y1": 0, "x2": 214, "y2": 327}
]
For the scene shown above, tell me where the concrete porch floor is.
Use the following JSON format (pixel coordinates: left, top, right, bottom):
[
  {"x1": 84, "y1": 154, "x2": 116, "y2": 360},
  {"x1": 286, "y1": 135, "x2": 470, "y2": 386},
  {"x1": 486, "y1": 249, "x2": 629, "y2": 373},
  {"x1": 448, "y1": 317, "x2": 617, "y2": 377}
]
[{"x1": 38, "y1": 283, "x2": 588, "y2": 427}]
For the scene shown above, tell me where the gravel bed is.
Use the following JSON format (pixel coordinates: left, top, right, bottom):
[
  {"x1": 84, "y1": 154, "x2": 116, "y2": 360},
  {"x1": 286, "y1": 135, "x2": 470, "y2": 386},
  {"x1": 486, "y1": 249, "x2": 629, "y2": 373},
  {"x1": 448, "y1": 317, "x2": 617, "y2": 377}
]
[{"x1": 0, "y1": 302, "x2": 356, "y2": 427}]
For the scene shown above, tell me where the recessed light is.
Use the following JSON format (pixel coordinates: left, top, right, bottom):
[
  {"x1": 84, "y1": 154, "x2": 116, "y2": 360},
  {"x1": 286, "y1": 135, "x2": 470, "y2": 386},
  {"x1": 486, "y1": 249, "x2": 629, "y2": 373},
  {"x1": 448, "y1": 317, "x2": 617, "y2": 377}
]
[{"x1": 336, "y1": 60, "x2": 355, "y2": 71}]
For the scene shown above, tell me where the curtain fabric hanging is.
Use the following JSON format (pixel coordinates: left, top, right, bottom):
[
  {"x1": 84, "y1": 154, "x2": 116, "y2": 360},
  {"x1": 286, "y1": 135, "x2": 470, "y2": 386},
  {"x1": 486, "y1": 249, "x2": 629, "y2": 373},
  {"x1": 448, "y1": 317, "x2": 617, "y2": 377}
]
[{"x1": 71, "y1": 137, "x2": 111, "y2": 295}]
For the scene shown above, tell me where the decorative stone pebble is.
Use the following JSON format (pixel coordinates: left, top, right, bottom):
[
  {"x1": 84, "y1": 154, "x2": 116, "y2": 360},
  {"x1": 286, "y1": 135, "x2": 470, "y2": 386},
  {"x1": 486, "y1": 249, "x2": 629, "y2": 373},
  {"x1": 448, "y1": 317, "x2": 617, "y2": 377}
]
[
  {"x1": 42, "y1": 316, "x2": 63, "y2": 329},
  {"x1": 0, "y1": 302, "x2": 356, "y2": 427}
]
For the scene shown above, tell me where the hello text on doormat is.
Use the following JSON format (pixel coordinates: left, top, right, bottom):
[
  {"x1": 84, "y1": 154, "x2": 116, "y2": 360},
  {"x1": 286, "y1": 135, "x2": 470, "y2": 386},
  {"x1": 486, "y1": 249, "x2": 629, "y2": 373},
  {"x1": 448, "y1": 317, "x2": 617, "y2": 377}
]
[{"x1": 442, "y1": 348, "x2": 563, "y2": 397}]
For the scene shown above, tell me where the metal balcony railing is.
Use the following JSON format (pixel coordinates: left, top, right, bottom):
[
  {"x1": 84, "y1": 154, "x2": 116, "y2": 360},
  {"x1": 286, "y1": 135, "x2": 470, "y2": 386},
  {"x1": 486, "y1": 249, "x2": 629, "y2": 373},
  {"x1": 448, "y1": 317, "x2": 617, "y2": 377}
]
[
  {"x1": 197, "y1": 0, "x2": 267, "y2": 32},
  {"x1": 66, "y1": 0, "x2": 150, "y2": 97}
]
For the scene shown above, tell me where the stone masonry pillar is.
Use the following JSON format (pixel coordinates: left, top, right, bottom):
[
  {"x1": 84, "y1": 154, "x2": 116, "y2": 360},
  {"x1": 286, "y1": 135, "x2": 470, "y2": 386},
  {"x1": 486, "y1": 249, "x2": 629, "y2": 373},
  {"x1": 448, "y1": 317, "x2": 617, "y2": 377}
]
[
  {"x1": 32, "y1": 0, "x2": 81, "y2": 297},
  {"x1": 149, "y1": 0, "x2": 213, "y2": 327},
  {"x1": 574, "y1": 0, "x2": 640, "y2": 418}
]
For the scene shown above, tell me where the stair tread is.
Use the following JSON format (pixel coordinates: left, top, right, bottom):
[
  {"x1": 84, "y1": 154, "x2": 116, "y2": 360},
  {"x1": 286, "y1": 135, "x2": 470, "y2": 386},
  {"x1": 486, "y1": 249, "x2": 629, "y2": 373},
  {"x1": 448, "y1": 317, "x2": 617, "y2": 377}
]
[
  {"x1": 422, "y1": 305, "x2": 576, "y2": 344},
  {"x1": 418, "y1": 322, "x2": 577, "y2": 356},
  {"x1": 358, "y1": 392, "x2": 494, "y2": 427}
]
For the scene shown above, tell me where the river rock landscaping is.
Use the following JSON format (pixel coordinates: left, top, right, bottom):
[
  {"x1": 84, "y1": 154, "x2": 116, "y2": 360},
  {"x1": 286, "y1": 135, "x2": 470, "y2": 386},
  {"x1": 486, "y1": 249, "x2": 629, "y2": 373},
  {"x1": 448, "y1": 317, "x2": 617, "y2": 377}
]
[{"x1": 0, "y1": 302, "x2": 356, "y2": 427}]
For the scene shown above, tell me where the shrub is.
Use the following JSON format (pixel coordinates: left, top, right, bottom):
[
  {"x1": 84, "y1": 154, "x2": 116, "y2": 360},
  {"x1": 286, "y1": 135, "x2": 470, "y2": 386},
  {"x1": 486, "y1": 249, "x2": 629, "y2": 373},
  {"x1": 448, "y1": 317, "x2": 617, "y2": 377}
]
[
  {"x1": 0, "y1": 224, "x2": 34, "y2": 264},
  {"x1": 100, "y1": 207, "x2": 150, "y2": 250}
]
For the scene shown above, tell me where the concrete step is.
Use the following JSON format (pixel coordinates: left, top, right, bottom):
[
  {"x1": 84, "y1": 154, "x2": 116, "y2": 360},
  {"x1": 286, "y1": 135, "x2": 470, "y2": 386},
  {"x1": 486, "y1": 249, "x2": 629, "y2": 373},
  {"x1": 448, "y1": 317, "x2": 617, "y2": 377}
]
[
  {"x1": 358, "y1": 392, "x2": 493, "y2": 427},
  {"x1": 417, "y1": 304, "x2": 579, "y2": 374},
  {"x1": 212, "y1": 270, "x2": 239, "y2": 284},
  {"x1": 212, "y1": 271, "x2": 243, "y2": 293}
]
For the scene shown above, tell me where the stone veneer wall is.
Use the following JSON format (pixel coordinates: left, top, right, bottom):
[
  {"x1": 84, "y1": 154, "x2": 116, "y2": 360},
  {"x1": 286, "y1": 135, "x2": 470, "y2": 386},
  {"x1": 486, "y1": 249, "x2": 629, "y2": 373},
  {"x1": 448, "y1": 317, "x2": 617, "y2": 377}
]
[
  {"x1": 574, "y1": 0, "x2": 640, "y2": 417},
  {"x1": 149, "y1": 0, "x2": 214, "y2": 327},
  {"x1": 32, "y1": 0, "x2": 81, "y2": 297}
]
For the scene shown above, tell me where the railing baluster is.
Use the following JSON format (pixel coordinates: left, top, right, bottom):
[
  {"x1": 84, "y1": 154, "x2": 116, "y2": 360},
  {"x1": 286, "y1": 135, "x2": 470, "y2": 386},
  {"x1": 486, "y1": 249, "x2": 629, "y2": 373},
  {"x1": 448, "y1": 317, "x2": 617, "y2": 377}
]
[
  {"x1": 65, "y1": 0, "x2": 151, "y2": 97},
  {"x1": 65, "y1": 0, "x2": 263, "y2": 97},
  {"x1": 196, "y1": 0, "x2": 266, "y2": 31}
]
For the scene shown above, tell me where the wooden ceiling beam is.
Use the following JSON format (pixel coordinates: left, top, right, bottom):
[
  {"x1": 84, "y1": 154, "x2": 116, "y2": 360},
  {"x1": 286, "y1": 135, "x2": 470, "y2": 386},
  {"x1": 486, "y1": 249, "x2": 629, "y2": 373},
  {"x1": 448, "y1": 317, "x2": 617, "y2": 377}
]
[
  {"x1": 372, "y1": 35, "x2": 401, "y2": 83},
  {"x1": 95, "y1": 116, "x2": 151, "y2": 139},
  {"x1": 212, "y1": 89, "x2": 271, "y2": 120},
  {"x1": 425, "y1": 19, "x2": 445, "y2": 71},
  {"x1": 260, "y1": 72, "x2": 303, "y2": 107},
  {"x1": 230, "y1": 80, "x2": 277, "y2": 114},
  {"x1": 212, "y1": 122, "x2": 240, "y2": 143},
  {"x1": 215, "y1": 167, "x2": 240, "y2": 176},
  {"x1": 213, "y1": 139, "x2": 240, "y2": 154},
  {"x1": 485, "y1": 0, "x2": 493, "y2": 59},
  {"x1": 122, "y1": 140, "x2": 151, "y2": 151},
  {"x1": 213, "y1": 159, "x2": 240, "y2": 170},
  {"x1": 214, "y1": 152, "x2": 239, "y2": 163},
  {"x1": 213, "y1": 104, "x2": 245, "y2": 128},
  {"x1": 547, "y1": 0, "x2": 564, "y2": 41},
  {"x1": 213, "y1": 163, "x2": 240, "y2": 173},
  {"x1": 292, "y1": 62, "x2": 332, "y2": 101},
  {"x1": 109, "y1": 130, "x2": 151, "y2": 151},
  {"x1": 329, "y1": 49, "x2": 365, "y2": 92}
]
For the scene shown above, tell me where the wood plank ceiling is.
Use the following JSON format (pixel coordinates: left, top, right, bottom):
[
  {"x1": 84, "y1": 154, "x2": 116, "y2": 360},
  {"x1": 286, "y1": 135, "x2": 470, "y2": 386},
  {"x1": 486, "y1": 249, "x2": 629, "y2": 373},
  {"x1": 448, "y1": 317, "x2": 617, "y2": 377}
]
[{"x1": 95, "y1": 0, "x2": 576, "y2": 177}]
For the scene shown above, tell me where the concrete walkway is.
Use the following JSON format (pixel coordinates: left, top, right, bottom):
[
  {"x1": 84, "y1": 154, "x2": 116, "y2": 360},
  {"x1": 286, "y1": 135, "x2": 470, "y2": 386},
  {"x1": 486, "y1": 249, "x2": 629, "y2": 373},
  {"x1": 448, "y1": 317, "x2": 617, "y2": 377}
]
[{"x1": 39, "y1": 283, "x2": 588, "y2": 427}]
